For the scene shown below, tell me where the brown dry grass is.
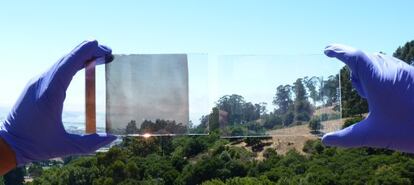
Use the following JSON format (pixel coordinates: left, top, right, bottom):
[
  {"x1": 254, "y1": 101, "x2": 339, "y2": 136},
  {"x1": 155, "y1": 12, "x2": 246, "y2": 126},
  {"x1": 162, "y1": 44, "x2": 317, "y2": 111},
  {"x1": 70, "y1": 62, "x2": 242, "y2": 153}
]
[
  {"x1": 233, "y1": 114, "x2": 346, "y2": 160},
  {"x1": 226, "y1": 106, "x2": 362, "y2": 160}
]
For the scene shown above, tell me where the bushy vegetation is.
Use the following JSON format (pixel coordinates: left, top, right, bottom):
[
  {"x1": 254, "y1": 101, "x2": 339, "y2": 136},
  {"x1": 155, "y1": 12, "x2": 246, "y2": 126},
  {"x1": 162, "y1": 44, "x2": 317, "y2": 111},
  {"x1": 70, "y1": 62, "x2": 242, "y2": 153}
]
[
  {"x1": 308, "y1": 116, "x2": 322, "y2": 134},
  {"x1": 22, "y1": 117, "x2": 414, "y2": 185},
  {"x1": 342, "y1": 116, "x2": 365, "y2": 129},
  {"x1": 394, "y1": 40, "x2": 414, "y2": 64},
  {"x1": 26, "y1": 133, "x2": 414, "y2": 185}
]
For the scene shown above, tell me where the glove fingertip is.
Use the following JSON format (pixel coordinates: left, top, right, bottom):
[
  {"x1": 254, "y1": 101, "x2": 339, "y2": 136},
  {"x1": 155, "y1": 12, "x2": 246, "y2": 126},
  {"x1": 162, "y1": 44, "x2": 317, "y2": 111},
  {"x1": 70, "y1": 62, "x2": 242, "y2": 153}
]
[
  {"x1": 321, "y1": 132, "x2": 342, "y2": 147},
  {"x1": 70, "y1": 133, "x2": 117, "y2": 153},
  {"x1": 324, "y1": 44, "x2": 344, "y2": 58},
  {"x1": 75, "y1": 40, "x2": 99, "y2": 53},
  {"x1": 324, "y1": 43, "x2": 358, "y2": 57},
  {"x1": 322, "y1": 123, "x2": 367, "y2": 148},
  {"x1": 324, "y1": 48, "x2": 336, "y2": 58},
  {"x1": 92, "y1": 133, "x2": 117, "y2": 146},
  {"x1": 94, "y1": 45, "x2": 113, "y2": 65},
  {"x1": 103, "y1": 134, "x2": 117, "y2": 143},
  {"x1": 99, "y1": 44, "x2": 111, "y2": 52},
  {"x1": 105, "y1": 54, "x2": 114, "y2": 63}
]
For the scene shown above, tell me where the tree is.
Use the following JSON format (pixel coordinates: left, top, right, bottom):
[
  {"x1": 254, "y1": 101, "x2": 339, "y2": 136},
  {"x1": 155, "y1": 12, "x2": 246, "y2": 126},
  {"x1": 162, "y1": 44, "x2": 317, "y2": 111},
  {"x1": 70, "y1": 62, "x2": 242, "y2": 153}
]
[
  {"x1": 241, "y1": 103, "x2": 257, "y2": 122},
  {"x1": 317, "y1": 76, "x2": 326, "y2": 105},
  {"x1": 393, "y1": 40, "x2": 414, "y2": 64},
  {"x1": 216, "y1": 94, "x2": 246, "y2": 124},
  {"x1": 293, "y1": 78, "x2": 313, "y2": 122},
  {"x1": 303, "y1": 140, "x2": 325, "y2": 154},
  {"x1": 244, "y1": 137, "x2": 262, "y2": 147},
  {"x1": 255, "y1": 102, "x2": 267, "y2": 116},
  {"x1": 28, "y1": 163, "x2": 43, "y2": 178},
  {"x1": 369, "y1": 165, "x2": 410, "y2": 185},
  {"x1": 183, "y1": 137, "x2": 209, "y2": 157},
  {"x1": 263, "y1": 148, "x2": 278, "y2": 159},
  {"x1": 283, "y1": 111, "x2": 294, "y2": 126},
  {"x1": 342, "y1": 116, "x2": 365, "y2": 129},
  {"x1": 125, "y1": 120, "x2": 138, "y2": 134},
  {"x1": 197, "y1": 115, "x2": 209, "y2": 132},
  {"x1": 340, "y1": 66, "x2": 369, "y2": 117},
  {"x1": 273, "y1": 85, "x2": 293, "y2": 115},
  {"x1": 246, "y1": 122, "x2": 266, "y2": 136},
  {"x1": 216, "y1": 95, "x2": 264, "y2": 125},
  {"x1": 139, "y1": 119, "x2": 187, "y2": 134},
  {"x1": 262, "y1": 113, "x2": 283, "y2": 129},
  {"x1": 308, "y1": 117, "x2": 322, "y2": 134},
  {"x1": 4, "y1": 167, "x2": 25, "y2": 185},
  {"x1": 273, "y1": 85, "x2": 295, "y2": 126},
  {"x1": 120, "y1": 137, "x2": 160, "y2": 157},
  {"x1": 304, "y1": 76, "x2": 319, "y2": 105},
  {"x1": 322, "y1": 75, "x2": 339, "y2": 106},
  {"x1": 209, "y1": 107, "x2": 220, "y2": 132}
]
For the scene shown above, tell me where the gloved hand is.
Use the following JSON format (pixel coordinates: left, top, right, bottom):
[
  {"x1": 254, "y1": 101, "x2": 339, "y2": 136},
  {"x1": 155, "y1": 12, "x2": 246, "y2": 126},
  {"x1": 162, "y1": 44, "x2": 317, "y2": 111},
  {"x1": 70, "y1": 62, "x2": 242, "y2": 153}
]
[
  {"x1": 0, "y1": 40, "x2": 116, "y2": 165},
  {"x1": 322, "y1": 44, "x2": 414, "y2": 152}
]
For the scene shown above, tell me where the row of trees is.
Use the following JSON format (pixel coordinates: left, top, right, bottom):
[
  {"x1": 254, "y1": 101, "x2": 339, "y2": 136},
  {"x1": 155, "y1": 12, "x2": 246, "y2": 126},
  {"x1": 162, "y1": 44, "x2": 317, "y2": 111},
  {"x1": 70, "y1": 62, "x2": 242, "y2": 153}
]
[
  {"x1": 215, "y1": 94, "x2": 267, "y2": 125},
  {"x1": 27, "y1": 122, "x2": 414, "y2": 185},
  {"x1": 208, "y1": 74, "x2": 340, "y2": 136},
  {"x1": 268, "y1": 75, "x2": 339, "y2": 134},
  {"x1": 273, "y1": 78, "x2": 315, "y2": 126},
  {"x1": 125, "y1": 119, "x2": 187, "y2": 135}
]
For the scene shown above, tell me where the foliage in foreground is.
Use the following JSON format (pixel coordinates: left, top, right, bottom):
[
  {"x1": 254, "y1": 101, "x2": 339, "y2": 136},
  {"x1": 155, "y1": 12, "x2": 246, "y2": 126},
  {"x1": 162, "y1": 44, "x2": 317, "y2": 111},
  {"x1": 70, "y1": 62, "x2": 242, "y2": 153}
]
[{"x1": 27, "y1": 131, "x2": 414, "y2": 185}]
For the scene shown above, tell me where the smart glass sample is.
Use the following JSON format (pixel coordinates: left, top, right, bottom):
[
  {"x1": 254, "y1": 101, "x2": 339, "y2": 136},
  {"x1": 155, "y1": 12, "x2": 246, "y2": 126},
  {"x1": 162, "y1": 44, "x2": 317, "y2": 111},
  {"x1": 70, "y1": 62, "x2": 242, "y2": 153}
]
[
  {"x1": 106, "y1": 54, "x2": 189, "y2": 135},
  {"x1": 187, "y1": 54, "x2": 210, "y2": 135},
  {"x1": 216, "y1": 55, "x2": 343, "y2": 137}
]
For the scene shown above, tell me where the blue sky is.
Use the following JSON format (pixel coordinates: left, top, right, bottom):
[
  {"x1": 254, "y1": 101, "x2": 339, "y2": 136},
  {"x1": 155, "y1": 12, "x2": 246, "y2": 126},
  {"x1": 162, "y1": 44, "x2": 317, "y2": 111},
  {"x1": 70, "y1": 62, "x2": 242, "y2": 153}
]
[{"x1": 0, "y1": 0, "x2": 413, "y2": 126}]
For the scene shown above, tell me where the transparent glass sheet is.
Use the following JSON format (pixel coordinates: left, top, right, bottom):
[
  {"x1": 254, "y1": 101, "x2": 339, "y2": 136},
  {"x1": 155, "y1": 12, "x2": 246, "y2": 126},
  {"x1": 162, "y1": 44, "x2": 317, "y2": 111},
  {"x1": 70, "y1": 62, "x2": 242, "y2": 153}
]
[
  {"x1": 105, "y1": 54, "x2": 211, "y2": 136},
  {"x1": 106, "y1": 54, "x2": 189, "y2": 136},
  {"x1": 105, "y1": 54, "x2": 343, "y2": 137},
  {"x1": 215, "y1": 55, "x2": 344, "y2": 138},
  {"x1": 187, "y1": 54, "x2": 210, "y2": 135}
]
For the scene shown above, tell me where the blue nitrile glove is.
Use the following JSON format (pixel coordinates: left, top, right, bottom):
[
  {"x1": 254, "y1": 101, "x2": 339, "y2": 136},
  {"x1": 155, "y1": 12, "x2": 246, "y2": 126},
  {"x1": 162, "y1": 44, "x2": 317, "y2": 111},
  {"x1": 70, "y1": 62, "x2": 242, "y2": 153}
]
[
  {"x1": 322, "y1": 44, "x2": 414, "y2": 152},
  {"x1": 0, "y1": 40, "x2": 116, "y2": 165}
]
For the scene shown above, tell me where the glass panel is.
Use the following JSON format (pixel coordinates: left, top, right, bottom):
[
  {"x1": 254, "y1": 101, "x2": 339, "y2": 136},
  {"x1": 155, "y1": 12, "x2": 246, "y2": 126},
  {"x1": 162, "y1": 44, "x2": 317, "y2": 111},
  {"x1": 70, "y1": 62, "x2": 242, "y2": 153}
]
[
  {"x1": 215, "y1": 55, "x2": 343, "y2": 138},
  {"x1": 187, "y1": 54, "x2": 210, "y2": 135},
  {"x1": 106, "y1": 54, "x2": 189, "y2": 136},
  {"x1": 105, "y1": 54, "x2": 214, "y2": 136},
  {"x1": 103, "y1": 54, "x2": 342, "y2": 138}
]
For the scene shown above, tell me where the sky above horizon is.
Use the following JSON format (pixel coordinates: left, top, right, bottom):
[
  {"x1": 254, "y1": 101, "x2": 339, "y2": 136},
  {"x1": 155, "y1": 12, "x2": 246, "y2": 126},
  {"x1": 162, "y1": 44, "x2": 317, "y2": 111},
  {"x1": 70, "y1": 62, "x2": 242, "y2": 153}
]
[{"x1": 0, "y1": 0, "x2": 413, "y2": 126}]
